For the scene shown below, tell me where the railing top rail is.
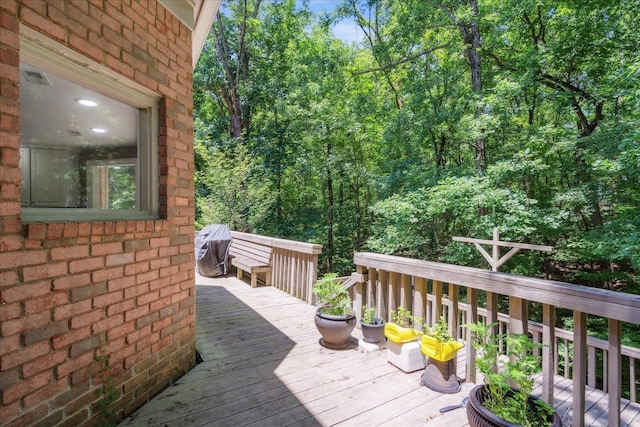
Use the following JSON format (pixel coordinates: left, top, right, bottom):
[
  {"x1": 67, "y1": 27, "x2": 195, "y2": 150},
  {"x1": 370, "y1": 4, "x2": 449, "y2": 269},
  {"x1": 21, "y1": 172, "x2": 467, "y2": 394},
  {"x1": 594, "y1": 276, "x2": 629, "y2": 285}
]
[
  {"x1": 231, "y1": 231, "x2": 323, "y2": 255},
  {"x1": 354, "y1": 252, "x2": 640, "y2": 324}
]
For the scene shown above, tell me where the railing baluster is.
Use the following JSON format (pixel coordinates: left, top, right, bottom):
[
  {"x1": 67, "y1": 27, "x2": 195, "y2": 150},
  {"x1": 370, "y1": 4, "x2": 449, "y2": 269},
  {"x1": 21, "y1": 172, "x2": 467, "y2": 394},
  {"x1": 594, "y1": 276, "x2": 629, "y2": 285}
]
[
  {"x1": 542, "y1": 304, "x2": 556, "y2": 405},
  {"x1": 564, "y1": 338, "x2": 570, "y2": 378},
  {"x1": 486, "y1": 291, "x2": 499, "y2": 339},
  {"x1": 296, "y1": 253, "x2": 303, "y2": 299},
  {"x1": 554, "y1": 335, "x2": 560, "y2": 376},
  {"x1": 366, "y1": 267, "x2": 376, "y2": 310},
  {"x1": 450, "y1": 284, "x2": 459, "y2": 341},
  {"x1": 400, "y1": 273, "x2": 411, "y2": 316},
  {"x1": 588, "y1": 346, "x2": 596, "y2": 389},
  {"x1": 604, "y1": 349, "x2": 609, "y2": 393},
  {"x1": 414, "y1": 277, "x2": 427, "y2": 332},
  {"x1": 287, "y1": 249, "x2": 294, "y2": 296},
  {"x1": 466, "y1": 288, "x2": 478, "y2": 383},
  {"x1": 433, "y1": 280, "x2": 443, "y2": 323},
  {"x1": 631, "y1": 356, "x2": 637, "y2": 402},
  {"x1": 389, "y1": 272, "x2": 399, "y2": 318},
  {"x1": 354, "y1": 266, "x2": 366, "y2": 323},
  {"x1": 608, "y1": 319, "x2": 621, "y2": 426},
  {"x1": 532, "y1": 330, "x2": 540, "y2": 359},
  {"x1": 379, "y1": 269, "x2": 389, "y2": 322},
  {"x1": 573, "y1": 311, "x2": 588, "y2": 427}
]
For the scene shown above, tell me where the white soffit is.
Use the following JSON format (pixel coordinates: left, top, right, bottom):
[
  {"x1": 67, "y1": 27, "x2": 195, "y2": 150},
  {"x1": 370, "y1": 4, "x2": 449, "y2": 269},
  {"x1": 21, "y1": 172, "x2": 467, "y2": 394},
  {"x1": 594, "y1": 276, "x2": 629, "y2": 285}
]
[
  {"x1": 159, "y1": 0, "x2": 196, "y2": 29},
  {"x1": 159, "y1": 0, "x2": 220, "y2": 69}
]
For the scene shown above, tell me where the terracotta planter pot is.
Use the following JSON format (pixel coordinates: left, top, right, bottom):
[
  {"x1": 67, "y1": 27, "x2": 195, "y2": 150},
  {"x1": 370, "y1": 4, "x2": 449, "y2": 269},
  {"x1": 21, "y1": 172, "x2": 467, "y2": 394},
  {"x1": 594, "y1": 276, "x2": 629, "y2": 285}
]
[
  {"x1": 360, "y1": 318, "x2": 385, "y2": 343},
  {"x1": 314, "y1": 311, "x2": 356, "y2": 349},
  {"x1": 466, "y1": 385, "x2": 562, "y2": 427}
]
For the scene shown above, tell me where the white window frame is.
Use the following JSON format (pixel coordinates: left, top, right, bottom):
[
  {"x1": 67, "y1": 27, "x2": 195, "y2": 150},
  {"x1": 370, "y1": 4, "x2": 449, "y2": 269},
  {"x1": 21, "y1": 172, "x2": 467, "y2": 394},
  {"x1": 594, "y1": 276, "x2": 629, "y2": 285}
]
[{"x1": 19, "y1": 26, "x2": 160, "y2": 222}]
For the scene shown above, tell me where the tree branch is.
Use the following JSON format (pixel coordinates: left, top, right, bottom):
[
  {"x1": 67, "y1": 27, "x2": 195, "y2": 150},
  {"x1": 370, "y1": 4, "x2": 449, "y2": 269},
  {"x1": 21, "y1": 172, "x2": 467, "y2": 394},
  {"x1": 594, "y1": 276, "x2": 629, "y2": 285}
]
[
  {"x1": 350, "y1": 45, "x2": 448, "y2": 76},
  {"x1": 537, "y1": 72, "x2": 597, "y2": 103}
]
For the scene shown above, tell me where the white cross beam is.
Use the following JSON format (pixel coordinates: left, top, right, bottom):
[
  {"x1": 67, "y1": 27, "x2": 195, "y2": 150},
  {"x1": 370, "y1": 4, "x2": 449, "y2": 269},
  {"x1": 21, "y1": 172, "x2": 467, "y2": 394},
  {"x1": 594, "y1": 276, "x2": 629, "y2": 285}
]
[{"x1": 452, "y1": 227, "x2": 553, "y2": 272}]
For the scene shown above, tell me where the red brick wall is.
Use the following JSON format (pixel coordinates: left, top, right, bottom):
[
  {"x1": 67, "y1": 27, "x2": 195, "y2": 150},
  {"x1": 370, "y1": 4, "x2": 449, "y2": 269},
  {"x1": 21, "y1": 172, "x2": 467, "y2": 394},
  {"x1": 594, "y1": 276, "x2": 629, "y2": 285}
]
[{"x1": 0, "y1": 1, "x2": 196, "y2": 426}]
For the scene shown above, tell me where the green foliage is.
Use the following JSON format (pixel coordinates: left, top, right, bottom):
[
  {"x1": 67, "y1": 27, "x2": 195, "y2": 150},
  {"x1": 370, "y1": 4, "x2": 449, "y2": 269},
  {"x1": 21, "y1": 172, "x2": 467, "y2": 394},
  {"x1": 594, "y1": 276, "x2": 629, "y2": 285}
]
[
  {"x1": 390, "y1": 306, "x2": 419, "y2": 328},
  {"x1": 107, "y1": 166, "x2": 136, "y2": 210},
  {"x1": 361, "y1": 305, "x2": 377, "y2": 324},
  {"x1": 367, "y1": 173, "x2": 558, "y2": 274},
  {"x1": 312, "y1": 273, "x2": 353, "y2": 316},
  {"x1": 194, "y1": 0, "x2": 640, "y2": 294},
  {"x1": 195, "y1": 139, "x2": 275, "y2": 232},
  {"x1": 95, "y1": 347, "x2": 118, "y2": 427},
  {"x1": 425, "y1": 316, "x2": 454, "y2": 344},
  {"x1": 466, "y1": 322, "x2": 555, "y2": 426}
]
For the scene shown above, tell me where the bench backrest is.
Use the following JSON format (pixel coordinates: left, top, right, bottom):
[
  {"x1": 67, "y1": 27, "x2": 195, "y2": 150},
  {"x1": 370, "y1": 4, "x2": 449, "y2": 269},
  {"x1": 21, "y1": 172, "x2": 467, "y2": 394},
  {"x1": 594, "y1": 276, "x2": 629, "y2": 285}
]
[{"x1": 229, "y1": 238, "x2": 273, "y2": 265}]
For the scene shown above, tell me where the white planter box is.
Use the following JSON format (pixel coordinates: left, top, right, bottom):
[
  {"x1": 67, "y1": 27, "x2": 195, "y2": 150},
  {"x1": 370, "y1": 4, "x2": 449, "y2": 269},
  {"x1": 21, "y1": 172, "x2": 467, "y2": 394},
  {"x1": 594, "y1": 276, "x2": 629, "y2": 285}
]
[{"x1": 387, "y1": 340, "x2": 424, "y2": 372}]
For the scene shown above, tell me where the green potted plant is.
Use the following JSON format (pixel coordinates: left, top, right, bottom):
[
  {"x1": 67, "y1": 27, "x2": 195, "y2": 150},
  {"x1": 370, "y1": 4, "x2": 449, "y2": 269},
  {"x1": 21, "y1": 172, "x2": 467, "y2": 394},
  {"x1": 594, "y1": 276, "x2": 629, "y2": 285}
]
[
  {"x1": 312, "y1": 273, "x2": 356, "y2": 349},
  {"x1": 360, "y1": 305, "x2": 385, "y2": 344},
  {"x1": 384, "y1": 306, "x2": 423, "y2": 344},
  {"x1": 420, "y1": 316, "x2": 465, "y2": 393},
  {"x1": 465, "y1": 322, "x2": 561, "y2": 427},
  {"x1": 421, "y1": 316, "x2": 464, "y2": 362}
]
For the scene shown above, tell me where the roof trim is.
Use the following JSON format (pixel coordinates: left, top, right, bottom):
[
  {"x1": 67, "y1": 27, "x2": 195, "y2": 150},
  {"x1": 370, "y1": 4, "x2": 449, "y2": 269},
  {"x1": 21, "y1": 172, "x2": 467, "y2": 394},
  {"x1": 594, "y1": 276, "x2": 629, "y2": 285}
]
[
  {"x1": 192, "y1": 0, "x2": 220, "y2": 68},
  {"x1": 158, "y1": 0, "x2": 220, "y2": 68},
  {"x1": 158, "y1": 0, "x2": 196, "y2": 29}
]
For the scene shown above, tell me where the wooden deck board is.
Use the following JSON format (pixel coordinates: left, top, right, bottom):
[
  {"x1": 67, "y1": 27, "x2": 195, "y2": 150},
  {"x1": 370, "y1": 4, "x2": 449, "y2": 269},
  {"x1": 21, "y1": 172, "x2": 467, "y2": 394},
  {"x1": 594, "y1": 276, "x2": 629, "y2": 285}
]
[{"x1": 120, "y1": 274, "x2": 640, "y2": 427}]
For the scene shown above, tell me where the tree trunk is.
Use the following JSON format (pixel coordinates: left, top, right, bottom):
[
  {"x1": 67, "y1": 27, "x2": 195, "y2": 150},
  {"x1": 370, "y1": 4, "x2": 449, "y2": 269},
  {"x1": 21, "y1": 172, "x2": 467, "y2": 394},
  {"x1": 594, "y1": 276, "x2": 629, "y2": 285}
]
[
  {"x1": 326, "y1": 140, "x2": 334, "y2": 273},
  {"x1": 435, "y1": 0, "x2": 486, "y2": 174},
  {"x1": 210, "y1": 2, "x2": 262, "y2": 140}
]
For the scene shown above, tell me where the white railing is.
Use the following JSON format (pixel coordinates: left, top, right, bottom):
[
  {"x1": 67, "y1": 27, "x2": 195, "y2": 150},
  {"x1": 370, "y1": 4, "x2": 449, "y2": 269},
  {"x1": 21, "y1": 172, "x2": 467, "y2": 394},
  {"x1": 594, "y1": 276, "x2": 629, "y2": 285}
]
[{"x1": 351, "y1": 252, "x2": 640, "y2": 427}]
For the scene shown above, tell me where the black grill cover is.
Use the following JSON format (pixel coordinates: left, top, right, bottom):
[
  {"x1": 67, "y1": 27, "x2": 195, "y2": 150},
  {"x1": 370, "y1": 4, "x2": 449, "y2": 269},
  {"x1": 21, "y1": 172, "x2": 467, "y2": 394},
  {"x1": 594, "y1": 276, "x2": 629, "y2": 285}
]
[{"x1": 195, "y1": 224, "x2": 232, "y2": 277}]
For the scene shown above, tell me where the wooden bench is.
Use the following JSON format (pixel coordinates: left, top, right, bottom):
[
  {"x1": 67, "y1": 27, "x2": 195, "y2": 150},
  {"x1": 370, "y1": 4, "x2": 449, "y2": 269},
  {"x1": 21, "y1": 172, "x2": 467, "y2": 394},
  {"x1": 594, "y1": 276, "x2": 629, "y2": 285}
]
[{"x1": 228, "y1": 237, "x2": 273, "y2": 288}]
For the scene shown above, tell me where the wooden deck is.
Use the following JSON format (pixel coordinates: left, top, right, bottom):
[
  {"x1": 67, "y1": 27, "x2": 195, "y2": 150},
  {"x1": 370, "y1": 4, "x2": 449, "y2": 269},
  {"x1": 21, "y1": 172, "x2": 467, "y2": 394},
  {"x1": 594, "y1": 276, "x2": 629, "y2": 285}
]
[{"x1": 120, "y1": 274, "x2": 640, "y2": 427}]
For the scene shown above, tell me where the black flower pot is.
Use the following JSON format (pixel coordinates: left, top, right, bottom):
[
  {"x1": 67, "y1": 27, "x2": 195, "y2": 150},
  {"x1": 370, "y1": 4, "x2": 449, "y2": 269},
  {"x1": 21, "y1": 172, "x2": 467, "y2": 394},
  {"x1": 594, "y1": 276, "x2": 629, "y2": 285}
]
[
  {"x1": 360, "y1": 318, "x2": 385, "y2": 343},
  {"x1": 466, "y1": 385, "x2": 562, "y2": 427},
  {"x1": 314, "y1": 311, "x2": 356, "y2": 349}
]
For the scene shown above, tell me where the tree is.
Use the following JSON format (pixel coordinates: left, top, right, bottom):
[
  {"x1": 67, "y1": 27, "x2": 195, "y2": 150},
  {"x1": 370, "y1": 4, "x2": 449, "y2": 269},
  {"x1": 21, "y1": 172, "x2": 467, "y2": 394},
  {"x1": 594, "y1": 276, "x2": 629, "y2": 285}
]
[
  {"x1": 200, "y1": 0, "x2": 264, "y2": 139},
  {"x1": 194, "y1": 0, "x2": 640, "y2": 291},
  {"x1": 195, "y1": 139, "x2": 274, "y2": 231}
]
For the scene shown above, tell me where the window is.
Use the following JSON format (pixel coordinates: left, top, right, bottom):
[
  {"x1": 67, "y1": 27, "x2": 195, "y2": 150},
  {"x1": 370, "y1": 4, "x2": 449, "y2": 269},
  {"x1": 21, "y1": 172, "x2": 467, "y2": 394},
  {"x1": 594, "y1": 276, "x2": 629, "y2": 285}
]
[
  {"x1": 19, "y1": 27, "x2": 159, "y2": 222},
  {"x1": 87, "y1": 159, "x2": 137, "y2": 209}
]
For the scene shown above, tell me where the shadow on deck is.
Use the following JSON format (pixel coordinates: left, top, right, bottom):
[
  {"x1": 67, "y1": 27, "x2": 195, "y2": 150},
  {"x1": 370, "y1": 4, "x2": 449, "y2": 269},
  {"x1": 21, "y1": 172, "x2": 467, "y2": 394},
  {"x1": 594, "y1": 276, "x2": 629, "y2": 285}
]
[{"x1": 119, "y1": 274, "x2": 639, "y2": 426}]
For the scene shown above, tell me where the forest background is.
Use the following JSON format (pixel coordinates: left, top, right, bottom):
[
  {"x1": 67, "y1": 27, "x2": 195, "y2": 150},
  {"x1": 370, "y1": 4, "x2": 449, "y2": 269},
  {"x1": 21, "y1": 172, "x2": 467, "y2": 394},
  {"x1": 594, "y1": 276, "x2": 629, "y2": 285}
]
[{"x1": 193, "y1": 0, "x2": 640, "y2": 341}]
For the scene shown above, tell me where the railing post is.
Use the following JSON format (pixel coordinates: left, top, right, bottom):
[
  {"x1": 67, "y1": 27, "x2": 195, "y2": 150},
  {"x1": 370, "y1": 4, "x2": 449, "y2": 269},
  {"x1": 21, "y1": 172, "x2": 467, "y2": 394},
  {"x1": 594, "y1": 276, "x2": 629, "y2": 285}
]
[
  {"x1": 541, "y1": 304, "x2": 556, "y2": 405},
  {"x1": 573, "y1": 311, "x2": 587, "y2": 427},
  {"x1": 608, "y1": 318, "x2": 621, "y2": 426},
  {"x1": 508, "y1": 296, "x2": 528, "y2": 335}
]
